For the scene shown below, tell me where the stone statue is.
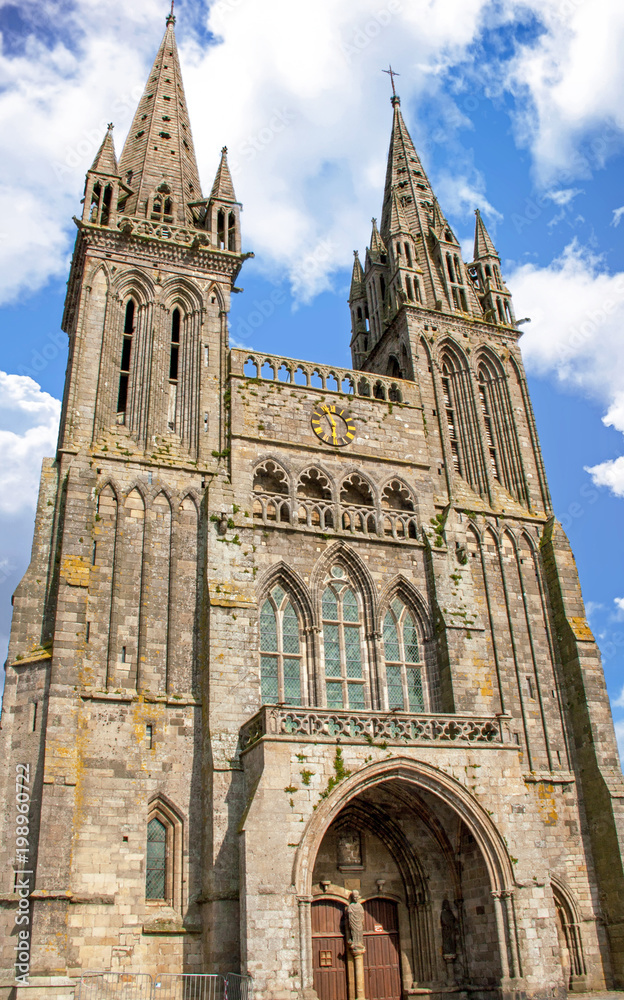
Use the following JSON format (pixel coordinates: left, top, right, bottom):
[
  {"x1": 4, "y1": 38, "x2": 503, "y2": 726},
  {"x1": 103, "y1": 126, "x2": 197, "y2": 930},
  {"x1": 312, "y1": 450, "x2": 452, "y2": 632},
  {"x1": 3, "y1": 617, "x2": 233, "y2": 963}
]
[
  {"x1": 347, "y1": 890, "x2": 365, "y2": 951},
  {"x1": 440, "y1": 899, "x2": 458, "y2": 956}
]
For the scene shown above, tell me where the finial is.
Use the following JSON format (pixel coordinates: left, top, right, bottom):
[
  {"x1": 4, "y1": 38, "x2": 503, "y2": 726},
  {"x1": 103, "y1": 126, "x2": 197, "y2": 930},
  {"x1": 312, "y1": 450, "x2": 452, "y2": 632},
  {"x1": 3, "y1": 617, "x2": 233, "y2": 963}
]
[
  {"x1": 383, "y1": 65, "x2": 401, "y2": 105},
  {"x1": 371, "y1": 217, "x2": 377, "y2": 228},
  {"x1": 107, "y1": 122, "x2": 114, "y2": 133},
  {"x1": 167, "y1": 0, "x2": 175, "y2": 25},
  {"x1": 221, "y1": 146, "x2": 228, "y2": 155},
  {"x1": 354, "y1": 250, "x2": 359, "y2": 258}
]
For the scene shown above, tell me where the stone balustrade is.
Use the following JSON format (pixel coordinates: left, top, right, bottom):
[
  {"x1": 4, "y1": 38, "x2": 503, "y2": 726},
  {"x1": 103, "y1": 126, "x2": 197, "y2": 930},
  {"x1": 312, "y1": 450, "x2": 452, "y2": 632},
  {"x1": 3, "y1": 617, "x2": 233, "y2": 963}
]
[
  {"x1": 230, "y1": 348, "x2": 416, "y2": 406},
  {"x1": 240, "y1": 705, "x2": 511, "y2": 750}
]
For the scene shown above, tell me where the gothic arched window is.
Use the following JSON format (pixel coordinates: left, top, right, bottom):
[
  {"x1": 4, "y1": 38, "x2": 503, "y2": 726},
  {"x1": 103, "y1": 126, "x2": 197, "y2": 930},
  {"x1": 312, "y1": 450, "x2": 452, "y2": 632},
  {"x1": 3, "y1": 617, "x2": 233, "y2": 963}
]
[
  {"x1": 260, "y1": 585, "x2": 302, "y2": 705},
  {"x1": 145, "y1": 797, "x2": 183, "y2": 909},
  {"x1": 322, "y1": 567, "x2": 366, "y2": 710},
  {"x1": 168, "y1": 308, "x2": 181, "y2": 431},
  {"x1": 382, "y1": 599, "x2": 425, "y2": 711},
  {"x1": 146, "y1": 817, "x2": 167, "y2": 900}
]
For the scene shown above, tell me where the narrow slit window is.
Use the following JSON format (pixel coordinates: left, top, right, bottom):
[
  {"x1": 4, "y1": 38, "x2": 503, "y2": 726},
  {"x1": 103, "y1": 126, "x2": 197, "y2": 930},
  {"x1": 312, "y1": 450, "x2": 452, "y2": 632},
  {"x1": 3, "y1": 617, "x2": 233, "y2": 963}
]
[
  {"x1": 146, "y1": 818, "x2": 166, "y2": 900},
  {"x1": 117, "y1": 299, "x2": 135, "y2": 419},
  {"x1": 217, "y1": 209, "x2": 226, "y2": 249},
  {"x1": 228, "y1": 211, "x2": 237, "y2": 250},
  {"x1": 169, "y1": 309, "x2": 180, "y2": 382}
]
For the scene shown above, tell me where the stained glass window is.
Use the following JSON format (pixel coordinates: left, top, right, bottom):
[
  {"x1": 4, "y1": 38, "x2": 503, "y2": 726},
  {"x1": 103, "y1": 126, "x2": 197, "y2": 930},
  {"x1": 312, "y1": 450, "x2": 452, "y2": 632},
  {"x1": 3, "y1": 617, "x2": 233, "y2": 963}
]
[
  {"x1": 259, "y1": 586, "x2": 302, "y2": 705},
  {"x1": 322, "y1": 570, "x2": 366, "y2": 710},
  {"x1": 383, "y1": 600, "x2": 425, "y2": 711}
]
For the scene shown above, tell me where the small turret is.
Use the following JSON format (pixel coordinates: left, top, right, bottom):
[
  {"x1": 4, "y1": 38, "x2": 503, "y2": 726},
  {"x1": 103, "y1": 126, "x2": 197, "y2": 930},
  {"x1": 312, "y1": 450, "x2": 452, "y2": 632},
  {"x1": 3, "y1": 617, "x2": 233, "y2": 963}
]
[
  {"x1": 470, "y1": 210, "x2": 515, "y2": 326},
  {"x1": 82, "y1": 124, "x2": 130, "y2": 227},
  {"x1": 349, "y1": 252, "x2": 369, "y2": 368},
  {"x1": 206, "y1": 147, "x2": 241, "y2": 252}
]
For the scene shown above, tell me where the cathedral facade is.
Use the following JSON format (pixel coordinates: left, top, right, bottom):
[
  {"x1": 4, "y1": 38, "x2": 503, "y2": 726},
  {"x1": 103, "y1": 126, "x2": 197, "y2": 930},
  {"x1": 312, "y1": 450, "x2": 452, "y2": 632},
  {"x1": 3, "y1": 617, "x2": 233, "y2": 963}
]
[{"x1": 1, "y1": 11, "x2": 623, "y2": 1000}]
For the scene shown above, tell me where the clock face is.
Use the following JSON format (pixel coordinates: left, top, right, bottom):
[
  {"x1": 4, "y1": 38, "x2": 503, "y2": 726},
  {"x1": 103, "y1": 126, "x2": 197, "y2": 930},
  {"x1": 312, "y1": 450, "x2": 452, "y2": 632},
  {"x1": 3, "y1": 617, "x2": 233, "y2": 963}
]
[{"x1": 311, "y1": 404, "x2": 356, "y2": 447}]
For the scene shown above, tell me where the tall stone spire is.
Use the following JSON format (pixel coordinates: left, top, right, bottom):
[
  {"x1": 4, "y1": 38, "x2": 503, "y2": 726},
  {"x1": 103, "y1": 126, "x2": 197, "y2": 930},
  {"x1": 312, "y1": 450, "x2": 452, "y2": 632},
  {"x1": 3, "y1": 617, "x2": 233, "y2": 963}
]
[
  {"x1": 379, "y1": 96, "x2": 434, "y2": 243},
  {"x1": 118, "y1": 11, "x2": 202, "y2": 226}
]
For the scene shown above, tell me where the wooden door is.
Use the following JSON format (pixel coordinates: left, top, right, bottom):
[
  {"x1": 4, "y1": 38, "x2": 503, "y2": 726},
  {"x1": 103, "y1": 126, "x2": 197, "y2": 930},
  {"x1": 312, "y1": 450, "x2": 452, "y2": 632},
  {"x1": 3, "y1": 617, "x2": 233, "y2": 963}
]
[
  {"x1": 312, "y1": 899, "x2": 348, "y2": 1000},
  {"x1": 363, "y1": 898, "x2": 402, "y2": 1000}
]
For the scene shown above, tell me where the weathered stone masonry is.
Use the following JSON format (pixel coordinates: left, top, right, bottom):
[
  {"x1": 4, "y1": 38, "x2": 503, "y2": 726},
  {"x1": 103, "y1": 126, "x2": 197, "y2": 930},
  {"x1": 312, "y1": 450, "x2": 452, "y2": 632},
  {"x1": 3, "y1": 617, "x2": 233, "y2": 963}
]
[{"x1": 1, "y1": 11, "x2": 623, "y2": 1000}]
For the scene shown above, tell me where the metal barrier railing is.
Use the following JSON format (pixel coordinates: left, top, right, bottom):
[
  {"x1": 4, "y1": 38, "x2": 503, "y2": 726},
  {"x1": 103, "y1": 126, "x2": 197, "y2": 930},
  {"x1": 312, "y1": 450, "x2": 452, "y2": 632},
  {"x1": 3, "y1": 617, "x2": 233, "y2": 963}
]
[
  {"x1": 76, "y1": 973, "x2": 252, "y2": 1000},
  {"x1": 76, "y1": 973, "x2": 154, "y2": 999}
]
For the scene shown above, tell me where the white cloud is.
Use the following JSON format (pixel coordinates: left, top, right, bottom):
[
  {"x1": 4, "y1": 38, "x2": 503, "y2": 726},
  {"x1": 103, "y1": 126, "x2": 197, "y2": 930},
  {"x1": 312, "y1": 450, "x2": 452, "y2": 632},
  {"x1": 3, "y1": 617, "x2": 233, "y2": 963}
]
[
  {"x1": 504, "y1": 0, "x2": 624, "y2": 184},
  {"x1": 584, "y1": 601, "x2": 604, "y2": 618},
  {"x1": 508, "y1": 241, "x2": 624, "y2": 496},
  {"x1": 1, "y1": 0, "x2": 624, "y2": 304},
  {"x1": 614, "y1": 597, "x2": 624, "y2": 621},
  {"x1": 0, "y1": 372, "x2": 61, "y2": 515},
  {"x1": 546, "y1": 188, "x2": 582, "y2": 207},
  {"x1": 612, "y1": 206, "x2": 624, "y2": 227}
]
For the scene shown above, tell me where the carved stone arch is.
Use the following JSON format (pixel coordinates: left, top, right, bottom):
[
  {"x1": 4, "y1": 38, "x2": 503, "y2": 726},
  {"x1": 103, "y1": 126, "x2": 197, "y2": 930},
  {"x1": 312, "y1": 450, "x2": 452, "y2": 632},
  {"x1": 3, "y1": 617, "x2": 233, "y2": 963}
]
[
  {"x1": 253, "y1": 457, "x2": 291, "y2": 496},
  {"x1": 95, "y1": 478, "x2": 120, "y2": 501},
  {"x1": 112, "y1": 268, "x2": 156, "y2": 307},
  {"x1": 160, "y1": 276, "x2": 204, "y2": 316},
  {"x1": 294, "y1": 757, "x2": 516, "y2": 897},
  {"x1": 501, "y1": 524, "x2": 520, "y2": 558},
  {"x1": 327, "y1": 798, "x2": 431, "y2": 908},
  {"x1": 257, "y1": 561, "x2": 314, "y2": 632},
  {"x1": 339, "y1": 468, "x2": 377, "y2": 507},
  {"x1": 380, "y1": 476, "x2": 417, "y2": 512},
  {"x1": 178, "y1": 491, "x2": 200, "y2": 514},
  {"x1": 310, "y1": 541, "x2": 377, "y2": 627},
  {"x1": 550, "y1": 873, "x2": 587, "y2": 986},
  {"x1": 418, "y1": 334, "x2": 433, "y2": 364},
  {"x1": 296, "y1": 464, "x2": 335, "y2": 502},
  {"x1": 378, "y1": 575, "x2": 433, "y2": 642},
  {"x1": 206, "y1": 281, "x2": 227, "y2": 312},
  {"x1": 436, "y1": 336, "x2": 470, "y2": 373},
  {"x1": 483, "y1": 523, "x2": 500, "y2": 551},
  {"x1": 475, "y1": 345, "x2": 505, "y2": 380},
  {"x1": 294, "y1": 758, "x2": 519, "y2": 989},
  {"x1": 86, "y1": 261, "x2": 112, "y2": 293},
  {"x1": 149, "y1": 487, "x2": 174, "y2": 512},
  {"x1": 122, "y1": 482, "x2": 148, "y2": 506}
]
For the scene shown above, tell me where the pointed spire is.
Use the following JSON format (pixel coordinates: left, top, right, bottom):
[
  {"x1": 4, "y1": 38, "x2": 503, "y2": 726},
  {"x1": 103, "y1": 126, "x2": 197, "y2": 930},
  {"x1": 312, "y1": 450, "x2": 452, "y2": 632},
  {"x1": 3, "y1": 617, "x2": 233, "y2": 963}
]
[
  {"x1": 90, "y1": 124, "x2": 119, "y2": 176},
  {"x1": 473, "y1": 209, "x2": 498, "y2": 260},
  {"x1": 380, "y1": 100, "x2": 433, "y2": 241},
  {"x1": 430, "y1": 198, "x2": 447, "y2": 237},
  {"x1": 210, "y1": 147, "x2": 237, "y2": 203},
  {"x1": 167, "y1": 0, "x2": 175, "y2": 26},
  {"x1": 387, "y1": 189, "x2": 410, "y2": 237},
  {"x1": 369, "y1": 218, "x2": 386, "y2": 257},
  {"x1": 118, "y1": 14, "x2": 202, "y2": 225},
  {"x1": 349, "y1": 251, "x2": 365, "y2": 301}
]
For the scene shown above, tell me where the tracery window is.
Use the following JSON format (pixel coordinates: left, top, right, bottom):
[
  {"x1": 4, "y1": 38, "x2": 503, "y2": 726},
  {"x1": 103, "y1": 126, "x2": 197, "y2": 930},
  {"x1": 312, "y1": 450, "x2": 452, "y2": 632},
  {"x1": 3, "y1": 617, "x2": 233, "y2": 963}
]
[
  {"x1": 117, "y1": 299, "x2": 135, "y2": 422},
  {"x1": 260, "y1": 585, "x2": 302, "y2": 705},
  {"x1": 322, "y1": 566, "x2": 366, "y2": 710},
  {"x1": 383, "y1": 598, "x2": 425, "y2": 711}
]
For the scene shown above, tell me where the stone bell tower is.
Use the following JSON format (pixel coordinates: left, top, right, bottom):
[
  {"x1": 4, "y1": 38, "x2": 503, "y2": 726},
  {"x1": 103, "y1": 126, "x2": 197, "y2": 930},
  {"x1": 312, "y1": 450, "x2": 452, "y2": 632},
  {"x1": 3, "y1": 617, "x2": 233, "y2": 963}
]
[{"x1": 0, "y1": 8, "x2": 250, "y2": 990}]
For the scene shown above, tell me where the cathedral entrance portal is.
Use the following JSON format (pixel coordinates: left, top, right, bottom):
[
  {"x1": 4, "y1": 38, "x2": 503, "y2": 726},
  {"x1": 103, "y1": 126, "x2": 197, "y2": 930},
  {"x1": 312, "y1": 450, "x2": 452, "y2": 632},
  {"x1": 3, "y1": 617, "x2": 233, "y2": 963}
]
[{"x1": 299, "y1": 761, "x2": 518, "y2": 996}]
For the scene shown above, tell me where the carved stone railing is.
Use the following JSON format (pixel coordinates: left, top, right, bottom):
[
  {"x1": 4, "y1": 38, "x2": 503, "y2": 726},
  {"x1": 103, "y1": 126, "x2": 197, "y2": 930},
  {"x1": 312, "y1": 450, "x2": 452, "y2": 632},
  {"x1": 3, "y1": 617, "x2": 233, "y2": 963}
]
[
  {"x1": 115, "y1": 216, "x2": 213, "y2": 248},
  {"x1": 240, "y1": 706, "x2": 511, "y2": 750},
  {"x1": 230, "y1": 349, "x2": 416, "y2": 406}
]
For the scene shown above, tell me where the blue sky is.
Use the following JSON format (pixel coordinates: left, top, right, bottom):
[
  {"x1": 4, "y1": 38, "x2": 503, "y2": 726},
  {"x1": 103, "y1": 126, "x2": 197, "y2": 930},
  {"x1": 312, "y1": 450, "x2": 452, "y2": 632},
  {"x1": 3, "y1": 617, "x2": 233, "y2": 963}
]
[{"x1": 1, "y1": 0, "x2": 623, "y2": 761}]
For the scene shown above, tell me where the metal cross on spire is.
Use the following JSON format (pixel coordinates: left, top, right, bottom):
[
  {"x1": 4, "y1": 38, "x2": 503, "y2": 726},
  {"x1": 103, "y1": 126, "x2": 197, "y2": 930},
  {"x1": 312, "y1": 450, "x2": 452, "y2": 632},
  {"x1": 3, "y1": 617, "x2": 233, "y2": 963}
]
[
  {"x1": 167, "y1": 0, "x2": 175, "y2": 25},
  {"x1": 383, "y1": 65, "x2": 400, "y2": 97}
]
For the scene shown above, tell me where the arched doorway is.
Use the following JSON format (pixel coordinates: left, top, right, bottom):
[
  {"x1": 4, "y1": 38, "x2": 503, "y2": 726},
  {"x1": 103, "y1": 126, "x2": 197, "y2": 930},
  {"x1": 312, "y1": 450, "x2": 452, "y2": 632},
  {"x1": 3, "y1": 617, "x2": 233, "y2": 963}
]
[
  {"x1": 297, "y1": 759, "x2": 518, "y2": 998},
  {"x1": 552, "y1": 880, "x2": 587, "y2": 992}
]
